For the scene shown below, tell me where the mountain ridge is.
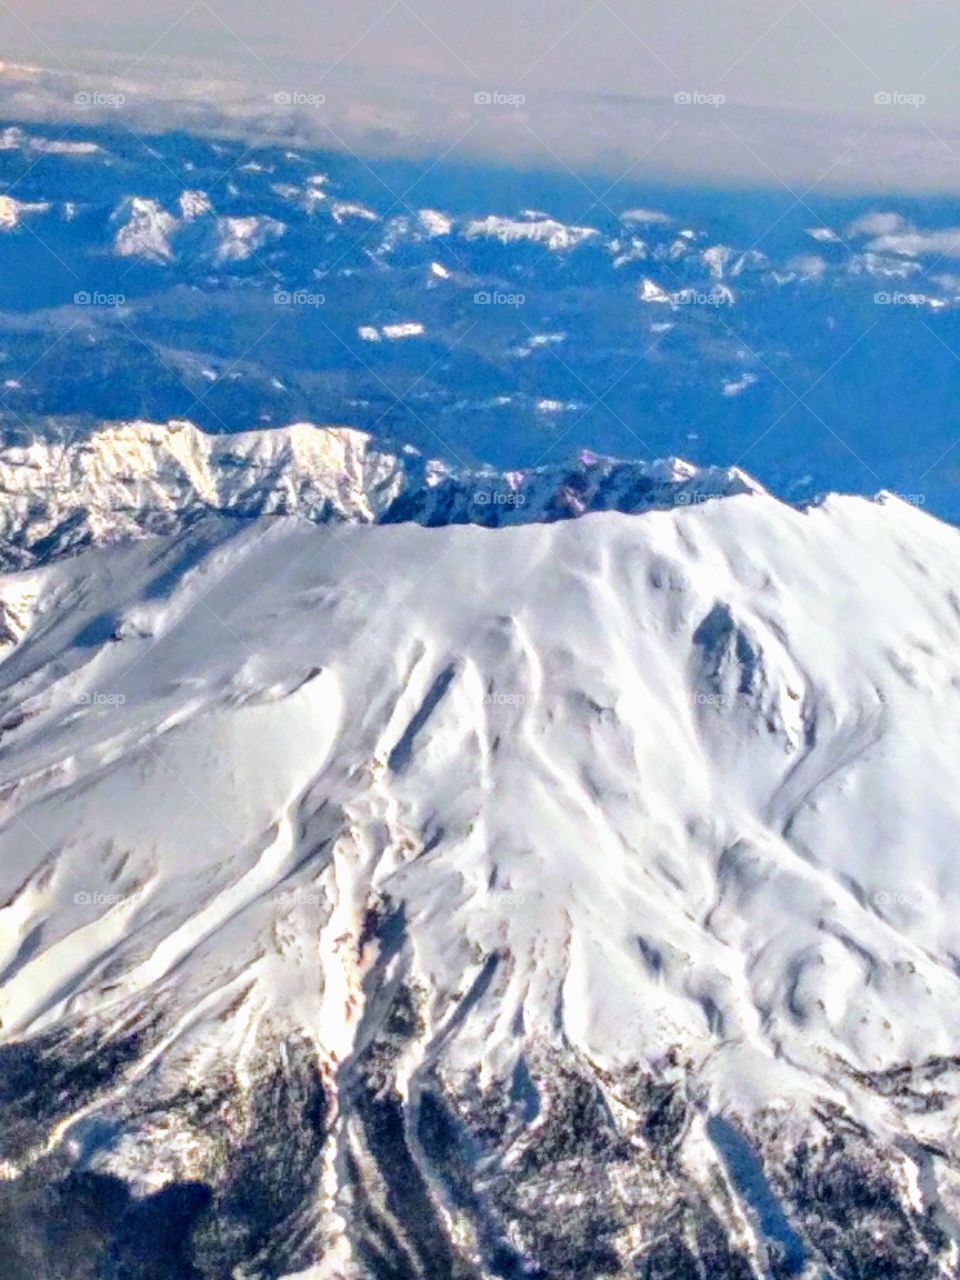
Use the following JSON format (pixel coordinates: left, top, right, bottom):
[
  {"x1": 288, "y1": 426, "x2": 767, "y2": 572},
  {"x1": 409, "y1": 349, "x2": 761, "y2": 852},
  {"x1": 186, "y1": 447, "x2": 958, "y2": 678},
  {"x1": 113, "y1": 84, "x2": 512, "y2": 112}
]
[{"x1": 0, "y1": 417, "x2": 768, "y2": 568}]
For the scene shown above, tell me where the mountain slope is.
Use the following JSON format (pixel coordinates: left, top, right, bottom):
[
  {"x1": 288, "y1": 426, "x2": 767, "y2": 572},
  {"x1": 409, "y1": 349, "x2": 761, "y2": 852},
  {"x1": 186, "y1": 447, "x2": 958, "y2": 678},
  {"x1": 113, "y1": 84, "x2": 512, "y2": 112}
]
[{"x1": 1, "y1": 481, "x2": 960, "y2": 1278}]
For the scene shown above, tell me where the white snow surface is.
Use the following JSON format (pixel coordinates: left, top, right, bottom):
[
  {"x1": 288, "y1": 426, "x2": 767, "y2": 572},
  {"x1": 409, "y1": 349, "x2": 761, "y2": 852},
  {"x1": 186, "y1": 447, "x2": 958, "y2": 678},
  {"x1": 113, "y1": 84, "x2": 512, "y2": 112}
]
[
  {"x1": 110, "y1": 196, "x2": 282, "y2": 264},
  {"x1": 213, "y1": 214, "x2": 285, "y2": 263},
  {"x1": 418, "y1": 208, "x2": 453, "y2": 236},
  {"x1": 639, "y1": 278, "x2": 672, "y2": 303},
  {"x1": 111, "y1": 197, "x2": 178, "y2": 262},
  {"x1": 0, "y1": 482, "x2": 960, "y2": 1146},
  {"x1": 380, "y1": 321, "x2": 424, "y2": 339},
  {"x1": 0, "y1": 126, "x2": 100, "y2": 156},
  {"x1": 178, "y1": 189, "x2": 212, "y2": 221},
  {"x1": 0, "y1": 420, "x2": 405, "y2": 551},
  {"x1": 464, "y1": 215, "x2": 599, "y2": 251},
  {"x1": 0, "y1": 194, "x2": 52, "y2": 230}
]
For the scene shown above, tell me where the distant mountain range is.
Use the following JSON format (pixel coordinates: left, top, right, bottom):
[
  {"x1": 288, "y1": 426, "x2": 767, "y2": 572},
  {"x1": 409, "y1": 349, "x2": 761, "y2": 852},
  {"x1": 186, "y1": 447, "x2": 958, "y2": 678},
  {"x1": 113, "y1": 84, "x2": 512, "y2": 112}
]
[{"x1": 0, "y1": 118, "x2": 959, "y2": 517}]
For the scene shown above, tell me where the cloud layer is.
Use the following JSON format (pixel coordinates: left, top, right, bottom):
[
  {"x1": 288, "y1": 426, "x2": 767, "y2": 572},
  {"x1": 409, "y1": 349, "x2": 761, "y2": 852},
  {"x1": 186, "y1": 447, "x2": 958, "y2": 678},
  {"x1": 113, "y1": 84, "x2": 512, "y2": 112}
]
[{"x1": 4, "y1": 53, "x2": 960, "y2": 192}]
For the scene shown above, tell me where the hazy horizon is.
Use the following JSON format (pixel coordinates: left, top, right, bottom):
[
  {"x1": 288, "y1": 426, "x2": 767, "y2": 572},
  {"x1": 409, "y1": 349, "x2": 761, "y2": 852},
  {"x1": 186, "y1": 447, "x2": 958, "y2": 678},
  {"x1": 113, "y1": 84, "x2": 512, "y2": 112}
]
[{"x1": 3, "y1": 1, "x2": 960, "y2": 191}]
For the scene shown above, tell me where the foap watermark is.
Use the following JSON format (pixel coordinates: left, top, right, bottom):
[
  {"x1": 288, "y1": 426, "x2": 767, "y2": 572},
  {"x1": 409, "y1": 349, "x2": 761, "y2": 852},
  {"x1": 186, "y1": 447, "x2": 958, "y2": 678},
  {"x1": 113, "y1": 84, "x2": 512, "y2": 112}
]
[
  {"x1": 874, "y1": 889, "x2": 925, "y2": 909},
  {"x1": 675, "y1": 289, "x2": 731, "y2": 307},
  {"x1": 498, "y1": 889, "x2": 530, "y2": 909},
  {"x1": 482, "y1": 691, "x2": 527, "y2": 707},
  {"x1": 474, "y1": 90, "x2": 526, "y2": 107},
  {"x1": 674, "y1": 90, "x2": 725, "y2": 108},
  {"x1": 693, "y1": 691, "x2": 727, "y2": 708},
  {"x1": 74, "y1": 890, "x2": 124, "y2": 906},
  {"x1": 891, "y1": 491, "x2": 926, "y2": 507},
  {"x1": 74, "y1": 90, "x2": 126, "y2": 109},
  {"x1": 273, "y1": 90, "x2": 326, "y2": 108},
  {"x1": 874, "y1": 90, "x2": 925, "y2": 109},
  {"x1": 74, "y1": 291, "x2": 125, "y2": 308},
  {"x1": 274, "y1": 288, "x2": 325, "y2": 307},
  {"x1": 272, "y1": 888, "x2": 324, "y2": 907},
  {"x1": 874, "y1": 291, "x2": 925, "y2": 306},
  {"x1": 674, "y1": 490, "x2": 712, "y2": 506},
  {"x1": 473, "y1": 490, "x2": 527, "y2": 507},
  {"x1": 474, "y1": 290, "x2": 525, "y2": 307},
  {"x1": 76, "y1": 691, "x2": 126, "y2": 707}
]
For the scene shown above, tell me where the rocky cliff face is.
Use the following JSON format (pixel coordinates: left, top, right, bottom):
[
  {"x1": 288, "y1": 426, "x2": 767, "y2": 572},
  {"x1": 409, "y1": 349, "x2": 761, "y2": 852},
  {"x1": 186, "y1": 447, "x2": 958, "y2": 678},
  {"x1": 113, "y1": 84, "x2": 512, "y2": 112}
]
[{"x1": 0, "y1": 451, "x2": 959, "y2": 1279}]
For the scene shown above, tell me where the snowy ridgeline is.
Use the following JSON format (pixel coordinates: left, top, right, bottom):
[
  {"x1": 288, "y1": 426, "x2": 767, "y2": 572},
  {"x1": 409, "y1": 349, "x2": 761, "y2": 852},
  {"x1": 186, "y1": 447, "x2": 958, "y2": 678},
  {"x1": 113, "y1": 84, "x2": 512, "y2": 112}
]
[
  {"x1": 0, "y1": 418, "x2": 763, "y2": 568},
  {"x1": 0, "y1": 477, "x2": 959, "y2": 1277}
]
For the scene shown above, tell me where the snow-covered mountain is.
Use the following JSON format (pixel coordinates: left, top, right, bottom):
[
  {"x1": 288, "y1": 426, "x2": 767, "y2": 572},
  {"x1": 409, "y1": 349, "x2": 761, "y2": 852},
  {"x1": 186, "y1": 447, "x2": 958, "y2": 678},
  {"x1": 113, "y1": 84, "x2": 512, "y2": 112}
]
[
  {"x1": 0, "y1": 419, "x2": 761, "y2": 568},
  {"x1": 1, "y1": 448, "x2": 960, "y2": 1279}
]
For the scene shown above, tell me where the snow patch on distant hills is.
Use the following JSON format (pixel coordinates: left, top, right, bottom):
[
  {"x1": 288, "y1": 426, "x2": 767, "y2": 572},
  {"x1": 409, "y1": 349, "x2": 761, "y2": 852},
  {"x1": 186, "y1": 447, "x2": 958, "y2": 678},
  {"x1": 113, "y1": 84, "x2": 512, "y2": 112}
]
[
  {"x1": 111, "y1": 194, "x2": 283, "y2": 264},
  {"x1": 0, "y1": 125, "x2": 100, "y2": 156},
  {"x1": 0, "y1": 194, "x2": 52, "y2": 230},
  {"x1": 418, "y1": 208, "x2": 452, "y2": 236},
  {"x1": 214, "y1": 214, "x2": 285, "y2": 263},
  {"x1": 464, "y1": 214, "x2": 599, "y2": 251},
  {"x1": 178, "y1": 189, "x2": 212, "y2": 220},
  {"x1": 111, "y1": 196, "x2": 178, "y2": 261}
]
